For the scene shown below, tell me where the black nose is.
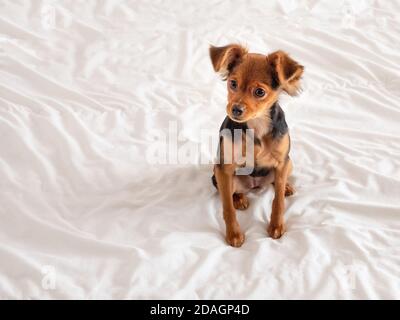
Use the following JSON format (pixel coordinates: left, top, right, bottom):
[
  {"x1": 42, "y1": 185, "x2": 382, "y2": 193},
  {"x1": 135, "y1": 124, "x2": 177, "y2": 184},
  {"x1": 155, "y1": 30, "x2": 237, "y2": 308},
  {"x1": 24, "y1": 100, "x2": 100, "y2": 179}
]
[{"x1": 232, "y1": 104, "x2": 244, "y2": 117}]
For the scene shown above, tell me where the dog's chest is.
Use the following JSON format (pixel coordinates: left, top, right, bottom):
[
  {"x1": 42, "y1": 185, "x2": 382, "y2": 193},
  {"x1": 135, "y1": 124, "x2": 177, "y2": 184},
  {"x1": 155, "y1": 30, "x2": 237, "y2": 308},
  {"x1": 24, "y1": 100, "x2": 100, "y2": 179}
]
[
  {"x1": 254, "y1": 134, "x2": 280, "y2": 168},
  {"x1": 245, "y1": 118, "x2": 277, "y2": 168}
]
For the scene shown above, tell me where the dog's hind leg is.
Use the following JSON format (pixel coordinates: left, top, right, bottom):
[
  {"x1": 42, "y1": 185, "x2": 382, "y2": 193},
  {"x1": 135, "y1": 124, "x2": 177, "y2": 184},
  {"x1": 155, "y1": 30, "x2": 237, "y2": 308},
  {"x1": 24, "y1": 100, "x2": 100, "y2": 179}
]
[
  {"x1": 232, "y1": 175, "x2": 252, "y2": 210},
  {"x1": 284, "y1": 157, "x2": 295, "y2": 197},
  {"x1": 284, "y1": 183, "x2": 295, "y2": 197},
  {"x1": 233, "y1": 193, "x2": 249, "y2": 210}
]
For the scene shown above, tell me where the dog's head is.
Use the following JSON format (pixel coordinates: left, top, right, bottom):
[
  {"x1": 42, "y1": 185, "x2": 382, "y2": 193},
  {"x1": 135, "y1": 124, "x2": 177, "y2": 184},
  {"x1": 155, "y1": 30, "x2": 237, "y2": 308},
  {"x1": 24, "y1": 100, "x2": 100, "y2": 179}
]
[{"x1": 210, "y1": 44, "x2": 304, "y2": 123}]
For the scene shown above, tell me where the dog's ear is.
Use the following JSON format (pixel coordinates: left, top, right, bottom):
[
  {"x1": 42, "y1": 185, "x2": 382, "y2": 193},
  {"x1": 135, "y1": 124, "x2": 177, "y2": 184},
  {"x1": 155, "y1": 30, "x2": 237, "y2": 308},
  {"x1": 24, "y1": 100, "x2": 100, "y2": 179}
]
[
  {"x1": 209, "y1": 44, "x2": 247, "y2": 79},
  {"x1": 268, "y1": 51, "x2": 304, "y2": 95}
]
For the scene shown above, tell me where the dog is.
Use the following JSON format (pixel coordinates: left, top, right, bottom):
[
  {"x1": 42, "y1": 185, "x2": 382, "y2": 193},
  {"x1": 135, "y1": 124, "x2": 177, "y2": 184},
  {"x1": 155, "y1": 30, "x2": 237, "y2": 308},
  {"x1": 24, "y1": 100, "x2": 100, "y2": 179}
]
[{"x1": 210, "y1": 44, "x2": 304, "y2": 247}]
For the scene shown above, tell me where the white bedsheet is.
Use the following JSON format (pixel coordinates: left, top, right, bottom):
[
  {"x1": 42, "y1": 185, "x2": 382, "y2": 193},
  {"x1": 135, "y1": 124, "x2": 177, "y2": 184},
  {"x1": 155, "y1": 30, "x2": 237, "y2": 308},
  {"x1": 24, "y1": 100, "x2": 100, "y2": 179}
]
[{"x1": 0, "y1": 0, "x2": 399, "y2": 299}]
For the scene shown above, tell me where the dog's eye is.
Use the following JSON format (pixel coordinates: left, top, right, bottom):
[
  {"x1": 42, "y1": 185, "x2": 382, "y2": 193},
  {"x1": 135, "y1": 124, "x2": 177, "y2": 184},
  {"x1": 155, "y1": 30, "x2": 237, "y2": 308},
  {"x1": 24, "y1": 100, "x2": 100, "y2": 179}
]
[
  {"x1": 229, "y1": 80, "x2": 238, "y2": 90},
  {"x1": 254, "y1": 88, "x2": 265, "y2": 98}
]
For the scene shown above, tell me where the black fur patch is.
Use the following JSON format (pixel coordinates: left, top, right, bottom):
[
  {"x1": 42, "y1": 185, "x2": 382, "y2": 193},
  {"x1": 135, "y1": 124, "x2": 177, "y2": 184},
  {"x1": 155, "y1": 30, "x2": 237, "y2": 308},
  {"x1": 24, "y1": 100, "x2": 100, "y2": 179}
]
[
  {"x1": 211, "y1": 174, "x2": 218, "y2": 189},
  {"x1": 217, "y1": 117, "x2": 247, "y2": 167},
  {"x1": 270, "y1": 70, "x2": 280, "y2": 89},
  {"x1": 249, "y1": 166, "x2": 271, "y2": 177},
  {"x1": 219, "y1": 116, "x2": 248, "y2": 133},
  {"x1": 269, "y1": 59, "x2": 280, "y2": 90},
  {"x1": 269, "y1": 103, "x2": 288, "y2": 139}
]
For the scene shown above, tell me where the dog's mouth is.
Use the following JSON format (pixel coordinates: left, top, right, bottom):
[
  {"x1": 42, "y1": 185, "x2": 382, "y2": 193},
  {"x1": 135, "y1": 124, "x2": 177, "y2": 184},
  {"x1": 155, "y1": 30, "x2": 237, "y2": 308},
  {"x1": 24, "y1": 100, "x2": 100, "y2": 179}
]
[
  {"x1": 227, "y1": 103, "x2": 264, "y2": 123},
  {"x1": 227, "y1": 110, "x2": 257, "y2": 123},
  {"x1": 228, "y1": 114, "x2": 247, "y2": 123},
  {"x1": 227, "y1": 102, "x2": 275, "y2": 124}
]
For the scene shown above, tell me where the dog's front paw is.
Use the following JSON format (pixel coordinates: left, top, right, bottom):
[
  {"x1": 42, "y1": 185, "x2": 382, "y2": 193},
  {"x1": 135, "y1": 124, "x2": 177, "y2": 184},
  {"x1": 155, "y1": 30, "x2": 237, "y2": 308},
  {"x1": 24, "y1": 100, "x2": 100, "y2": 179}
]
[
  {"x1": 268, "y1": 223, "x2": 286, "y2": 239},
  {"x1": 226, "y1": 229, "x2": 245, "y2": 247},
  {"x1": 233, "y1": 193, "x2": 249, "y2": 210}
]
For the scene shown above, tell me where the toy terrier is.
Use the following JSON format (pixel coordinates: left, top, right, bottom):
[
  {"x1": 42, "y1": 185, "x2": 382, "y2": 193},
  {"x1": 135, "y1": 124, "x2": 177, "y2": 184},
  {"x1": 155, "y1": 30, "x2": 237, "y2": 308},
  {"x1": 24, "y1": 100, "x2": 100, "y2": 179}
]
[{"x1": 210, "y1": 44, "x2": 304, "y2": 247}]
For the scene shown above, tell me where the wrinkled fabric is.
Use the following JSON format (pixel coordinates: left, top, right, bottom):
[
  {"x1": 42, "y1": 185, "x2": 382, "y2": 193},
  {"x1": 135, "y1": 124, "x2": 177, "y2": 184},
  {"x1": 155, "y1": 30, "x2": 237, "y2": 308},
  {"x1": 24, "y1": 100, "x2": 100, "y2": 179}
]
[{"x1": 0, "y1": 0, "x2": 399, "y2": 299}]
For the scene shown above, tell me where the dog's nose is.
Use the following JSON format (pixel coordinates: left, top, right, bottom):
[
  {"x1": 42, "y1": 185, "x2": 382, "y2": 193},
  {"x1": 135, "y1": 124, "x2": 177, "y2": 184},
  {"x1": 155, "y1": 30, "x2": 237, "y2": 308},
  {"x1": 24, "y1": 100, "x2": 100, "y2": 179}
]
[{"x1": 232, "y1": 104, "x2": 244, "y2": 117}]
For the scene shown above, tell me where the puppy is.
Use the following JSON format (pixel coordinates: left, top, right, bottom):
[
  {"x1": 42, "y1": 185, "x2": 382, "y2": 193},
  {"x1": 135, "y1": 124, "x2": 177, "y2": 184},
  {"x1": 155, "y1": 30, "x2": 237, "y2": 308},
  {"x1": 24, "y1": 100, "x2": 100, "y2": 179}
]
[{"x1": 210, "y1": 44, "x2": 304, "y2": 247}]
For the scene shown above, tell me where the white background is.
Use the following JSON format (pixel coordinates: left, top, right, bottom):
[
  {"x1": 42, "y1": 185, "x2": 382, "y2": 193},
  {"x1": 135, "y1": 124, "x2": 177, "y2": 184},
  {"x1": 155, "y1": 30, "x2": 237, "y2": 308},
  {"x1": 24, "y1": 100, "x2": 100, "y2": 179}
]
[{"x1": 0, "y1": 0, "x2": 399, "y2": 299}]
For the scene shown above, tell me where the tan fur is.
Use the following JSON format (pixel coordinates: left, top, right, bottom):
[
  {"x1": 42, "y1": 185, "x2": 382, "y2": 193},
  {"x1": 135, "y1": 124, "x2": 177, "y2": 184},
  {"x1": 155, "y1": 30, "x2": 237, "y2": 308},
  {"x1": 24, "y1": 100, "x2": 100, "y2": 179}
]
[{"x1": 255, "y1": 133, "x2": 290, "y2": 168}]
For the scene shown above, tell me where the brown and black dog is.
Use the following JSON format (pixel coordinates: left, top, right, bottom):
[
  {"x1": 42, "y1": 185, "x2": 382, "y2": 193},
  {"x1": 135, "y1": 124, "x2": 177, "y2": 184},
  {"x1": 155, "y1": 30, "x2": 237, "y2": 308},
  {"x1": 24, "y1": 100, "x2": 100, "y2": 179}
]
[{"x1": 210, "y1": 44, "x2": 304, "y2": 247}]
